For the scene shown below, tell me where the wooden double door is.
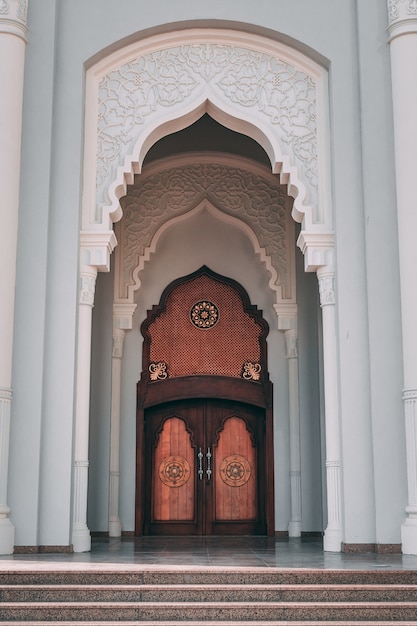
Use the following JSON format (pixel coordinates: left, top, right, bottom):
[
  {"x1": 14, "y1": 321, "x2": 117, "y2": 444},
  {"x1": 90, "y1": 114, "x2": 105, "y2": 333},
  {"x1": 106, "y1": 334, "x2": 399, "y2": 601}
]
[{"x1": 143, "y1": 399, "x2": 266, "y2": 535}]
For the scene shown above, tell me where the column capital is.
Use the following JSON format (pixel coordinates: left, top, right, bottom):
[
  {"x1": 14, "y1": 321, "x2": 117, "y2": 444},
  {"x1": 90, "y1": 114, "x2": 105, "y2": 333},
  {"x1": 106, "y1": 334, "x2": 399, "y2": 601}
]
[
  {"x1": 113, "y1": 302, "x2": 137, "y2": 331},
  {"x1": 79, "y1": 266, "x2": 97, "y2": 308},
  {"x1": 388, "y1": 0, "x2": 417, "y2": 41},
  {"x1": 317, "y1": 267, "x2": 336, "y2": 307},
  {"x1": 0, "y1": 0, "x2": 28, "y2": 40},
  {"x1": 274, "y1": 303, "x2": 297, "y2": 332},
  {"x1": 80, "y1": 230, "x2": 117, "y2": 273},
  {"x1": 297, "y1": 231, "x2": 335, "y2": 273}
]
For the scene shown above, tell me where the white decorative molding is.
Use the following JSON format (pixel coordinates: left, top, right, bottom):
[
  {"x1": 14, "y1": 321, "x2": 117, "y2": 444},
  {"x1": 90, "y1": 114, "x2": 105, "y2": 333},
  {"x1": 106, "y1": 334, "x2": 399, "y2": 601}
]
[
  {"x1": 83, "y1": 29, "x2": 331, "y2": 235},
  {"x1": 79, "y1": 273, "x2": 97, "y2": 307},
  {"x1": 285, "y1": 331, "x2": 298, "y2": 359},
  {"x1": 97, "y1": 42, "x2": 317, "y2": 205},
  {"x1": 318, "y1": 273, "x2": 336, "y2": 307},
  {"x1": 113, "y1": 302, "x2": 137, "y2": 330},
  {"x1": 297, "y1": 230, "x2": 334, "y2": 272},
  {"x1": 0, "y1": 0, "x2": 28, "y2": 39},
  {"x1": 388, "y1": 0, "x2": 417, "y2": 39},
  {"x1": 80, "y1": 230, "x2": 117, "y2": 272},
  {"x1": 116, "y1": 155, "x2": 294, "y2": 302},
  {"x1": 112, "y1": 330, "x2": 125, "y2": 359}
]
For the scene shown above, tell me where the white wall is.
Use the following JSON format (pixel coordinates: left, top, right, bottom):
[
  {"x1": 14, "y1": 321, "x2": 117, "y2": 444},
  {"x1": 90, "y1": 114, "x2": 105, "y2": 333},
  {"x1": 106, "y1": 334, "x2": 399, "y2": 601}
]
[{"x1": 9, "y1": 0, "x2": 405, "y2": 546}]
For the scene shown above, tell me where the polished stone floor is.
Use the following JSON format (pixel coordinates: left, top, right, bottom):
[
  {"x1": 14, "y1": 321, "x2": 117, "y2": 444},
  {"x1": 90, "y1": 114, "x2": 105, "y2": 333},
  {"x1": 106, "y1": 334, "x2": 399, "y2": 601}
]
[{"x1": 1, "y1": 536, "x2": 417, "y2": 571}]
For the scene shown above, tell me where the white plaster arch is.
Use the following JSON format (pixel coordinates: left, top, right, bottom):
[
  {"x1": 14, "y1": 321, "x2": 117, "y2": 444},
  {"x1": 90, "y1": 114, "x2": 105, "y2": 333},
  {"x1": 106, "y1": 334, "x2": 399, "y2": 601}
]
[
  {"x1": 125, "y1": 199, "x2": 281, "y2": 303},
  {"x1": 82, "y1": 27, "x2": 333, "y2": 248}
]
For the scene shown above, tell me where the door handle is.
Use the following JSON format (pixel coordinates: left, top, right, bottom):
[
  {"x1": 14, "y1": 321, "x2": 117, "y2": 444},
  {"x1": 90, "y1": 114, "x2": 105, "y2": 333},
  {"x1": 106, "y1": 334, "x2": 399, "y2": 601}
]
[
  {"x1": 198, "y1": 447, "x2": 204, "y2": 480},
  {"x1": 206, "y1": 447, "x2": 212, "y2": 481}
]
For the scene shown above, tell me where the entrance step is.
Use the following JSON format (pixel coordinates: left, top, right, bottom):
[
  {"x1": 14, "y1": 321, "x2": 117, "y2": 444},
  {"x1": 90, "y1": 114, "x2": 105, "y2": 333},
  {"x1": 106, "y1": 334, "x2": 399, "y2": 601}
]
[{"x1": 0, "y1": 567, "x2": 417, "y2": 623}]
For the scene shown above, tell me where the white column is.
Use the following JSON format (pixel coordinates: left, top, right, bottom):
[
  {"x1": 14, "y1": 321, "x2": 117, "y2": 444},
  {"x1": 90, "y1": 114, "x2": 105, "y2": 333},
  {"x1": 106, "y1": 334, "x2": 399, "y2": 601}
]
[
  {"x1": 318, "y1": 267, "x2": 343, "y2": 552},
  {"x1": 0, "y1": 0, "x2": 28, "y2": 555},
  {"x1": 286, "y1": 328, "x2": 302, "y2": 538},
  {"x1": 275, "y1": 305, "x2": 302, "y2": 537},
  {"x1": 108, "y1": 303, "x2": 136, "y2": 537},
  {"x1": 387, "y1": 0, "x2": 417, "y2": 555},
  {"x1": 72, "y1": 266, "x2": 97, "y2": 552},
  {"x1": 109, "y1": 326, "x2": 124, "y2": 537}
]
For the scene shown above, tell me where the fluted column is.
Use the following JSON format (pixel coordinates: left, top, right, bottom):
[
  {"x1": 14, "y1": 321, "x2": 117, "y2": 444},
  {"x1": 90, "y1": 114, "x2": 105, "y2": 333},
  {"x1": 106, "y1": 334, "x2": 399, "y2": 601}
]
[
  {"x1": 0, "y1": 0, "x2": 28, "y2": 555},
  {"x1": 72, "y1": 266, "x2": 97, "y2": 552},
  {"x1": 318, "y1": 266, "x2": 343, "y2": 552},
  {"x1": 387, "y1": 0, "x2": 417, "y2": 555}
]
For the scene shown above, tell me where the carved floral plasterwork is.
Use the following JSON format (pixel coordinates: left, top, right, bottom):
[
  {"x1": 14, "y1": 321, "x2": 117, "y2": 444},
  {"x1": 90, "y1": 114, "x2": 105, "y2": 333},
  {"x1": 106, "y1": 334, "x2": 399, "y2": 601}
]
[
  {"x1": 0, "y1": 0, "x2": 28, "y2": 22},
  {"x1": 97, "y1": 43, "x2": 318, "y2": 212},
  {"x1": 318, "y1": 274, "x2": 335, "y2": 307},
  {"x1": 388, "y1": 0, "x2": 417, "y2": 23},
  {"x1": 118, "y1": 162, "x2": 291, "y2": 300},
  {"x1": 79, "y1": 274, "x2": 97, "y2": 307}
]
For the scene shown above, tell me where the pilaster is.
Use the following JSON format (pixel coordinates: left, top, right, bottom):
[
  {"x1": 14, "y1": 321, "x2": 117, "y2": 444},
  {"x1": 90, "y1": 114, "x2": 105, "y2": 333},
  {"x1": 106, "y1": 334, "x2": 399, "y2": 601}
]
[
  {"x1": 0, "y1": 0, "x2": 28, "y2": 555},
  {"x1": 387, "y1": 0, "x2": 417, "y2": 555},
  {"x1": 108, "y1": 303, "x2": 136, "y2": 537},
  {"x1": 317, "y1": 266, "x2": 343, "y2": 552},
  {"x1": 275, "y1": 305, "x2": 302, "y2": 537},
  {"x1": 72, "y1": 265, "x2": 97, "y2": 553}
]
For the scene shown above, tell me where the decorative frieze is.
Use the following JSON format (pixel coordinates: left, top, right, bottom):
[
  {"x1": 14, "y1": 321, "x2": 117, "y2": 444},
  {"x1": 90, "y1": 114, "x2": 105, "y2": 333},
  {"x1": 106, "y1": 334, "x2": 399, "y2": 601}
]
[
  {"x1": 0, "y1": 0, "x2": 28, "y2": 38},
  {"x1": 285, "y1": 331, "x2": 298, "y2": 359},
  {"x1": 387, "y1": 0, "x2": 417, "y2": 39},
  {"x1": 79, "y1": 273, "x2": 96, "y2": 307},
  {"x1": 119, "y1": 159, "x2": 292, "y2": 300},
  {"x1": 97, "y1": 42, "x2": 318, "y2": 213},
  {"x1": 318, "y1": 273, "x2": 336, "y2": 307},
  {"x1": 388, "y1": 0, "x2": 417, "y2": 24}
]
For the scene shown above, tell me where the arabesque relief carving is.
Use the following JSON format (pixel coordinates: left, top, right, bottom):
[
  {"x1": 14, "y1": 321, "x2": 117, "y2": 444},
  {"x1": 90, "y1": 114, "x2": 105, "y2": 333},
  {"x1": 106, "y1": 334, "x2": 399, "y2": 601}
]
[
  {"x1": 118, "y1": 161, "x2": 292, "y2": 300},
  {"x1": 97, "y1": 43, "x2": 318, "y2": 210}
]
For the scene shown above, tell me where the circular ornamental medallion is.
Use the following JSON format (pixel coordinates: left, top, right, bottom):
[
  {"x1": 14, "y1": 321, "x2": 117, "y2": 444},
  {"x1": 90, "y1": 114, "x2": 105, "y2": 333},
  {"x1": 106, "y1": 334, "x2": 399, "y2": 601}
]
[
  {"x1": 159, "y1": 455, "x2": 190, "y2": 488},
  {"x1": 190, "y1": 301, "x2": 219, "y2": 329},
  {"x1": 220, "y1": 454, "x2": 252, "y2": 487}
]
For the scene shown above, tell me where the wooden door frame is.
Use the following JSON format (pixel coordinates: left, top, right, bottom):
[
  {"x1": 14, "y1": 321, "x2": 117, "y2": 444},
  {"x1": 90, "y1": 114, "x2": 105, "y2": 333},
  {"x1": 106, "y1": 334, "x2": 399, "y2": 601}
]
[
  {"x1": 136, "y1": 375, "x2": 274, "y2": 535},
  {"x1": 135, "y1": 267, "x2": 274, "y2": 535}
]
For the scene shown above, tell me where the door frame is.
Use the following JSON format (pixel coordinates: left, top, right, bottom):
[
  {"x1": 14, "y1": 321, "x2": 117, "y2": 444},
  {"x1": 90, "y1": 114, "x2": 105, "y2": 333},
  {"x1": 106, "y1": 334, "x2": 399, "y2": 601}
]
[
  {"x1": 136, "y1": 375, "x2": 274, "y2": 535},
  {"x1": 135, "y1": 267, "x2": 274, "y2": 535},
  {"x1": 143, "y1": 397, "x2": 268, "y2": 536}
]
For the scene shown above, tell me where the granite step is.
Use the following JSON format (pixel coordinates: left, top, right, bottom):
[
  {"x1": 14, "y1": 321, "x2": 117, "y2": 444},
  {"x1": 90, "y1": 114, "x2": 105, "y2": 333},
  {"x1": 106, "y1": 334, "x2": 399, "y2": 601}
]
[
  {"x1": 1, "y1": 583, "x2": 417, "y2": 603},
  {"x1": 1, "y1": 622, "x2": 417, "y2": 626},
  {"x1": 3, "y1": 568, "x2": 417, "y2": 585},
  {"x1": 1, "y1": 600, "x2": 417, "y2": 621},
  {"x1": 0, "y1": 568, "x2": 416, "y2": 623}
]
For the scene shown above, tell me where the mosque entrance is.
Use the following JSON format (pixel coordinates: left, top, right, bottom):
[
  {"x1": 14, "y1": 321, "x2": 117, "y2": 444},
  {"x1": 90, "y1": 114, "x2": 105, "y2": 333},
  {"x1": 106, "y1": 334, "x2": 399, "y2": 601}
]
[
  {"x1": 143, "y1": 399, "x2": 266, "y2": 535},
  {"x1": 135, "y1": 267, "x2": 274, "y2": 536}
]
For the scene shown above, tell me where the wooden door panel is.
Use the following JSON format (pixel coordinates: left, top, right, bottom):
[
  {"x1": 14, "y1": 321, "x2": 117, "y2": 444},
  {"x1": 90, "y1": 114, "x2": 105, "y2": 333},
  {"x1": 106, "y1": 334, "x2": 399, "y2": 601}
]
[
  {"x1": 143, "y1": 399, "x2": 266, "y2": 535},
  {"x1": 215, "y1": 416, "x2": 256, "y2": 521},
  {"x1": 153, "y1": 417, "x2": 195, "y2": 521}
]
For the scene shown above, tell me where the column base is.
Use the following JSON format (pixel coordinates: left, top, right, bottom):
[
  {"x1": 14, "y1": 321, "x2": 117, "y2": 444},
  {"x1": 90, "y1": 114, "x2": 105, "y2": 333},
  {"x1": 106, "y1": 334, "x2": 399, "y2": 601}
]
[
  {"x1": 288, "y1": 520, "x2": 302, "y2": 537},
  {"x1": 0, "y1": 517, "x2": 15, "y2": 555},
  {"x1": 109, "y1": 518, "x2": 122, "y2": 538},
  {"x1": 401, "y1": 517, "x2": 417, "y2": 555},
  {"x1": 323, "y1": 526, "x2": 343, "y2": 552},
  {"x1": 72, "y1": 526, "x2": 91, "y2": 553}
]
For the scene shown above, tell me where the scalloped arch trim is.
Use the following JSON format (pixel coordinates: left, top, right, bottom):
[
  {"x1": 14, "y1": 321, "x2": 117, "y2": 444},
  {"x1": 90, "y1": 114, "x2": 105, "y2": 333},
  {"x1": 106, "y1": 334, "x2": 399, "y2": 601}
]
[{"x1": 82, "y1": 28, "x2": 331, "y2": 233}]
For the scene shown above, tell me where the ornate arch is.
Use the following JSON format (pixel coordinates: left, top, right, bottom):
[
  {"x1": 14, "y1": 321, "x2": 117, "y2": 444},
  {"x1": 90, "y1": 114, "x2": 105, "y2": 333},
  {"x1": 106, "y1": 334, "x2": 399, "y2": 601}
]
[
  {"x1": 81, "y1": 27, "x2": 333, "y2": 272},
  {"x1": 114, "y1": 154, "x2": 295, "y2": 305}
]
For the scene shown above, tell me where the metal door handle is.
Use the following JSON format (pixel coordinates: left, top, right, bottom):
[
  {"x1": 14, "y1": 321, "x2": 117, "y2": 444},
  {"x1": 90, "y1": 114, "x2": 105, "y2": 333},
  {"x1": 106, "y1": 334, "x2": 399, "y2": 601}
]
[
  {"x1": 206, "y1": 447, "x2": 212, "y2": 481},
  {"x1": 198, "y1": 447, "x2": 203, "y2": 480}
]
